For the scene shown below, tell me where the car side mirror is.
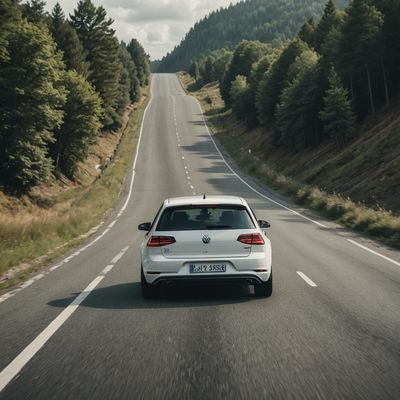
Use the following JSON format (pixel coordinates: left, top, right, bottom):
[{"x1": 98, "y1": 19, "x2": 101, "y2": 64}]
[
  {"x1": 138, "y1": 222, "x2": 151, "y2": 231},
  {"x1": 258, "y1": 220, "x2": 271, "y2": 229}
]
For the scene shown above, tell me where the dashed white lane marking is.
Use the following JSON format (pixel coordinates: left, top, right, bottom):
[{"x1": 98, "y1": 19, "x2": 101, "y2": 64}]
[
  {"x1": 192, "y1": 97, "x2": 327, "y2": 229},
  {"x1": 101, "y1": 265, "x2": 114, "y2": 275},
  {"x1": 347, "y1": 239, "x2": 400, "y2": 267},
  {"x1": 0, "y1": 245, "x2": 130, "y2": 393},
  {"x1": 182, "y1": 156, "x2": 185, "y2": 160},
  {"x1": 111, "y1": 246, "x2": 129, "y2": 264},
  {"x1": 0, "y1": 76, "x2": 154, "y2": 305},
  {"x1": 296, "y1": 271, "x2": 318, "y2": 287},
  {"x1": 190, "y1": 185, "x2": 194, "y2": 190}
]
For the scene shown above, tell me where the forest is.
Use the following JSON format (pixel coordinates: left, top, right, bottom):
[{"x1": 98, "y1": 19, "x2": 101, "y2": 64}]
[
  {"x1": 0, "y1": 0, "x2": 150, "y2": 192},
  {"x1": 187, "y1": 0, "x2": 400, "y2": 152},
  {"x1": 156, "y1": 0, "x2": 349, "y2": 73}
]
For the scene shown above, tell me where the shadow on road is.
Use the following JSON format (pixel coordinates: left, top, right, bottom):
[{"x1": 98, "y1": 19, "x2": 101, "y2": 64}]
[{"x1": 48, "y1": 282, "x2": 255, "y2": 310}]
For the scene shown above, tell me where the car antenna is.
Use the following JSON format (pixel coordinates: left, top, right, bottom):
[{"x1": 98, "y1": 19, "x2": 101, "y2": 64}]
[{"x1": 203, "y1": 194, "x2": 206, "y2": 199}]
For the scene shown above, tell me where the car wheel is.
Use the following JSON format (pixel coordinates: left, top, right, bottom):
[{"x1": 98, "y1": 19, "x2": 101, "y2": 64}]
[
  {"x1": 254, "y1": 271, "x2": 272, "y2": 297},
  {"x1": 141, "y1": 267, "x2": 157, "y2": 298}
]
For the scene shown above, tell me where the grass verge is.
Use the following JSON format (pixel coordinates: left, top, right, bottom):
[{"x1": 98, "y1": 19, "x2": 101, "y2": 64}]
[
  {"x1": 0, "y1": 85, "x2": 150, "y2": 290},
  {"x1": 177, "y1": 72, "x2": 400, "y2": 249}
]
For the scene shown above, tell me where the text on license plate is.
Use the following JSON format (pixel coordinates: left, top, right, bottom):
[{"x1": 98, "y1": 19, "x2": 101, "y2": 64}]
[{"x1": 190, "y1": 263, "x2": 226, "y2": 273}]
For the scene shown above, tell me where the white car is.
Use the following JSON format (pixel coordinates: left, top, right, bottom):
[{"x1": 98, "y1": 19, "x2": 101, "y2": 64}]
[{"x1": 138, "y1": 195, "x2": 272, "y2": 298}]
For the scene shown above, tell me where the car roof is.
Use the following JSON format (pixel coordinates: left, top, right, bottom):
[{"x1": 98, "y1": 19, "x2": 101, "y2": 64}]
[{"x1": 164, "y1": 195, "x2": 246, "y2": 207}]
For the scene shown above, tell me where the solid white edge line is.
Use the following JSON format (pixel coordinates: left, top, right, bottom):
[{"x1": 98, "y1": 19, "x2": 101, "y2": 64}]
[
  {"x1": 190, "y1": 96, "x2": 327, "y2": 229},
  {"x1": 296, "y1": 271, "x2": 318, "y2": 287},
  {"x1": 347, "y1": 239, "x2": 400, "y2": 267},
  {"x1": 0, "y1": 275, "x2": 105, "y2": 392}
]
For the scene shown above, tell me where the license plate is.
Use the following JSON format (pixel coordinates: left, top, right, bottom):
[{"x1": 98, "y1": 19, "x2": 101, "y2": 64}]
[{"x1": 189, "y1": 263, "x2": 226, "y2": 273}]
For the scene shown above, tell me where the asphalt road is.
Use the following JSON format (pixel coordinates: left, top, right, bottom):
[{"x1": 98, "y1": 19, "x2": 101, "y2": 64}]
[{"x1": 0, "y1": 74, "x2": 399, "y2": 400}]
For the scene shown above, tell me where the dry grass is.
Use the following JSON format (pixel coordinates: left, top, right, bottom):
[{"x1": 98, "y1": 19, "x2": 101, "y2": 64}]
[
  {"x1": 0, "y1": 86, "x2": 151, "y2": 287},
  {"x1": 177, "y1": 72, "x2": 400, "y2": 248}
]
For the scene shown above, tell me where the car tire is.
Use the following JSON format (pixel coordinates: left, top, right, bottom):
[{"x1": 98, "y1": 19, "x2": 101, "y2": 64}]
[
  {"x1": 254, "y1": 271, "x2": 272, "y2": 297},
  {"x1": 141, "y1": 267, "x2": 157, "y2": 299}
]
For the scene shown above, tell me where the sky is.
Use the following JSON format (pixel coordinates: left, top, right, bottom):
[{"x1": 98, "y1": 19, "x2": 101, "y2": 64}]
[{"x1": 44, "y1": 0, "x2": 242, "y2": 60}]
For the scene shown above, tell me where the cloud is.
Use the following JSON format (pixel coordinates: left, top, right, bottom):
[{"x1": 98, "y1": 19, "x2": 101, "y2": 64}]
[{"x1": 44, "y1": 0, "x2": 241, "y2": 60}]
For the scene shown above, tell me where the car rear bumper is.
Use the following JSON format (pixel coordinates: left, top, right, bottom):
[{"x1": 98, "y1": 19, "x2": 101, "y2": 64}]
[{"x1": 151, "y1": 274, "x2": 264, "y2": 286}]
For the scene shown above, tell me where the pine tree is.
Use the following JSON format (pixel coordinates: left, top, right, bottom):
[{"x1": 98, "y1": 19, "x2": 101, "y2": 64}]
[
  {"x1": 315, "y1": 0, "x2": 342, "y2": 52},
  {"x1": 275, "y1": 49, "x2": 320, "y2": 149},
  {"x1": 50, "y1": 3, "x2": 89, "y2": 77},
  {"x1": 340, "y1": 0, "x2": 384, "y2": 117},
  {"x1": 256, "y1": 39, "x2": 309, "y2": 126},
  {"x1": 298, "y1": 17, "x2": 317, "y2": 48},
  {"x1": 70, "y1": 0, "x2": 122, "y2": 129},
  {"x1": 0, "y1": 0, "x2": 21, "y2": 62},
  {"x1": 0, "y1": 20, "x2": 66, "y2": 190},
  {"x1": 120, "y1": 42, "x2": 140, "y2": 102},
  {"x1": 21, "y1": 0, "x2": 48, "y2": 25},
  {"x1": 52, "y1": 71, "x2": 102, "y2": 179},
  {"x1": 126, "y1": 38, "x2": 150, "y2": 86},
  {"x1": 319, "y1": 68, "x2": 356, "y2": 146}
]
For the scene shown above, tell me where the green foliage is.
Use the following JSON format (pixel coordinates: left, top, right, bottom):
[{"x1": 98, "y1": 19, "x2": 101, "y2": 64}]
[
  {"x1": 52, "y1": 71, "x2": 102, "y2": 179},
  {"x1": 70, "y1": 0, "x2": 122, "y2": 129},
  {"x1": 319, "y1": 68, "x2": 356, "y2": 146},
  {"x1": 49, "y1": 3, "x2": 89, "y2": 77},
  {"x1": 0, "y1": 20, "x2": 66, "y2": 190},
  {"x1": 221, "y1": 40, "x2": 269, "y2": 106},
  {"x1": 156, "y1": 0, "x2": 348, "y2": 73},
  {"x1": 256, "y1": 39, "x2": 309, "y2": 126},
  {"x1": 21, "y1": 0, "x2": 48, "y2": 24},
  {"x1": 126, "y1": 38, "x2": 151, "y2": 86},
  {"x1": 314, "y1": 0, "x2": 343, "y2": 52},
  {"x1": 0, "y1": 0, "x2": 149, "y2": 192},
  {"x1": 339, "y1": 0, "x2": 384, "y2": 116},
  {"x1": 230, "y1": 75, "x2": 252, "y2": 121},
  {"x1": 120, "y1": 42, "x2": 140, "y2": 103},
  {"x1": 275, "y1": 49, "x2": 321, "y2": 149},
  {"x1": 298, "y1": 17, "x2": 317, "y2": 48},
  {"x1": 211, "y1": 50, "x2": 233, "y2": 82}
]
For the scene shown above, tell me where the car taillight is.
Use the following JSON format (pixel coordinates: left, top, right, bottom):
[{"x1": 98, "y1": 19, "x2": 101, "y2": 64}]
[
  {"x1": 147, "y1": 236, "x2": 176, "y2": 247},
  {"x1": 237, "y1": 233, "x2": 265, "y2": 245}
]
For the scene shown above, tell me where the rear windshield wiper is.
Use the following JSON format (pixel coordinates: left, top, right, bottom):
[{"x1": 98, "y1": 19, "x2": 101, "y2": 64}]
[{"x1": 206, "y1": 224, "x2": 232, "y2": 230}]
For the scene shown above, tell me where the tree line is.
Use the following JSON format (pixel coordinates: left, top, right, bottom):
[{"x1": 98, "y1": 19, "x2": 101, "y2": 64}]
[
  {"x1": 156, "y1": 0, "x2": 348, "y2": 73},
  {"x1": 0, "y1": 0, "x2": 150, "y2": 191},
  {"x1": 190, "y1": 0, "x2": 400, "y2": 150}
]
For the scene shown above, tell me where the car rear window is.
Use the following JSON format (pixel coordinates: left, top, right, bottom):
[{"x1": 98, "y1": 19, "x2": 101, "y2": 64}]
[{"x1": 156, "y1": 205, "x2": 255, "y2": 231}]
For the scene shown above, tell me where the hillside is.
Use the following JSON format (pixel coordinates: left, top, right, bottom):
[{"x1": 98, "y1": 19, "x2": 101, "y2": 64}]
[
  {"x1": 178, "y1": 74, "x2": 400, "y2": 246},
  {"x1": 156, "y1": 0, "x2": 348, "y2": 72}
]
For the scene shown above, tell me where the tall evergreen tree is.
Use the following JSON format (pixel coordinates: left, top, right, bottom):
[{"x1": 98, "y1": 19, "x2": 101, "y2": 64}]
[
  {"x1": 120, "y1": 42, "x2": 140, "y2": 102},
  {"x1": 339, "y1": 0, "x2": 384, "y2": 117},
  {"x1": 298, "y1": 17, "x2": 317, "y2": 48},
  {"x1": 126, "y1": 38, "x2": 150, "y2": 86},
  {"x1": 319, "y1": 68, "x2": 356, "y2": 146},
  {"x1": 0, "y1": 20, "x2": 66, "y2": 190},
  {"x1": 50, "y1": 3, "x2": 89, "y2": 77},
  {"x1": 0, "y1": 0, "x2": 21, "y2": 62},
  {"x1": 21, "y1": 0, "x2": 48, "y2": 25},
  {"x1": 275, "y1": 49, "x2": 320, "y2": 149},
  {"x1": 256, "y1": 39, "x2": 309, "y2": 126},
  {"x1": 52, "y1": 70, "x2": 102, "y2": 179},
  {"x1": 70, "y1": 0, "x2": 122, "y2": 129},
  {"x1": 315, "y1": 0, "x2": 342, "y2": 52}
]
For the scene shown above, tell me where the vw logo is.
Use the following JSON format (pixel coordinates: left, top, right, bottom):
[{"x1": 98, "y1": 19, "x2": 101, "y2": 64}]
[{"x1": 202, "y1": 235, "x2": 211, "y2": 244}]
